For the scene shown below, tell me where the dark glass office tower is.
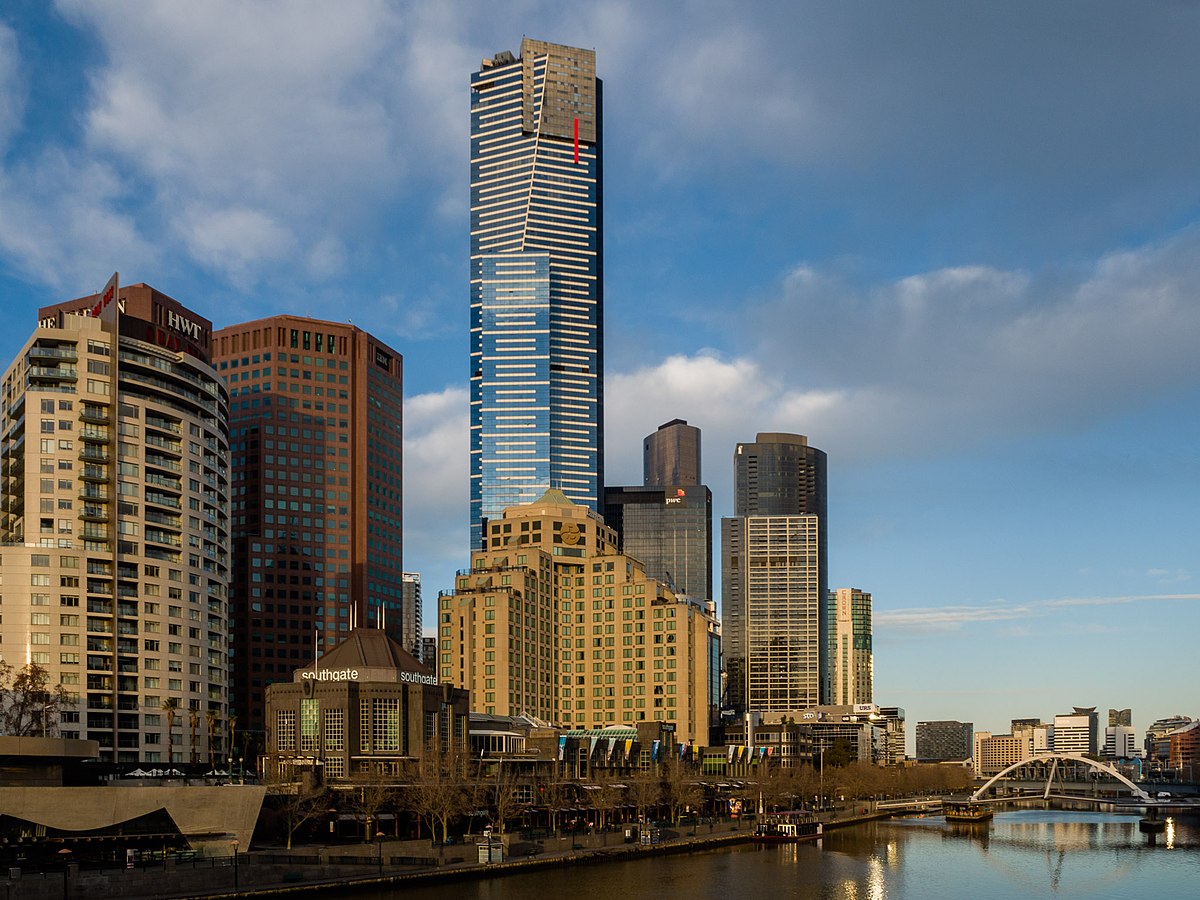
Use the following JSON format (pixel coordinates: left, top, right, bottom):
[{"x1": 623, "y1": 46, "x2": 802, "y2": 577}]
[
  {"x1": 604, "y1": 484, "x2": 713, "y2": 600},
  {"x1": 469, "y1": 39, "x2": 603, "y2": 550},
  {"x1": 722, "y1": 432, "x2": 829, "y2": 716},
  {"x1": 643, "y1": 418, "x2": 700, "y2": 487}
]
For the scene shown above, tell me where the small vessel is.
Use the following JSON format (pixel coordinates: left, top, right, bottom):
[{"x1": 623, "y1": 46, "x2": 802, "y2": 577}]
[
  {"x1": 751, "y1": 811, "x2": 822, "y2": 843},
  {"x1": 943, "y1": 801, "x2": 993, "y2": 823}
]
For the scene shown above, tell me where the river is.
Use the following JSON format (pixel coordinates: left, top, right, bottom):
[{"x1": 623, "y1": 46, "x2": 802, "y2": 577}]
[{"x1": 372, "y1": 809, "x2": 1200, "y2": 900}]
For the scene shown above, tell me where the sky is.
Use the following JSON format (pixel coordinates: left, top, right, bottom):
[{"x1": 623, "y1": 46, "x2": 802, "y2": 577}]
[{"x1": 0, "y1": 1, "x2": 1197, "y2": 746}]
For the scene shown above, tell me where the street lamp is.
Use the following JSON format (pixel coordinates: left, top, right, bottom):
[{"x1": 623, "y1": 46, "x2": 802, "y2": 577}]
[
  {"x1": 375, "y1": 831, "x2": 385, "y2": 875},
  {"x1": 230, "y1": 839, "x2": 239, "y2": 893},
  {"x1": 58, "y1": 848, "x2": 71, "y2": 900}
]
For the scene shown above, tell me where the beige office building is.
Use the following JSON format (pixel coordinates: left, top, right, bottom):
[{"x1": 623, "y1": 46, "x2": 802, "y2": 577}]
[
  {"x1": 829, "y1": 587, "x2": 873, "y2": 706},
  {"x1": 439, "y1": 489, "x2": 719, "y2": 746},
  {"x1": 0, "y1": 283, "x2": 229, "y2": 764}
]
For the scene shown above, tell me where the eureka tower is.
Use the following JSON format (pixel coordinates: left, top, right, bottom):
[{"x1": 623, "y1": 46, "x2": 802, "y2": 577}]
[{"x1": 469, "y1": 38, "x2": 603, "y2": 549}]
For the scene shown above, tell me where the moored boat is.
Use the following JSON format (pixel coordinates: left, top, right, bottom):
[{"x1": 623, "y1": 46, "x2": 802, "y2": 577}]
[
  {"x1": 751, "y1": 811, "x2": 823, "y2": 843},
  {"x1": 943, "y1": 801, "x2": 993, "y2": 823}
]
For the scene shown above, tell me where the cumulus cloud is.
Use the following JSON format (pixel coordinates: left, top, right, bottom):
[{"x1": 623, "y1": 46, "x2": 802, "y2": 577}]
[{"x1": 403, "y1": 386, "x2": 469, "y2": 597}]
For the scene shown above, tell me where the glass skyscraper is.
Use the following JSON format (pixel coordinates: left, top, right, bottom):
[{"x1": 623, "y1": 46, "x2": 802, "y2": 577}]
[{"x1": 469, "y1": 38, "x2": 603, "y2": 549}]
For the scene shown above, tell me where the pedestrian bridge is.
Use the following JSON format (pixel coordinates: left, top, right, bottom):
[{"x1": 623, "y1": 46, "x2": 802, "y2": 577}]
[{"x1": 971, "y1": 753, "x2": 1150, "y2": 802}]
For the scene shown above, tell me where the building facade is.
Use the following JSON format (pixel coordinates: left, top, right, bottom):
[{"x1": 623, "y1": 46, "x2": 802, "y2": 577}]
[
  {"x1": 212, "y1": 316, "x2": 403, "y2": 734},
  {"x1": 1, "y1": 283, "x2": 229, "y2": 763},
  {"x1": 828, "y1": 588, "x2": 873, "y2": 706},
  {"x1": 1053, "y1": 707, "x2": 1099, "y2": 756},
  {"x1": 440, "y1": 489, "x2": 718, "y2": 746},
  {"x1": 469, "y1": 39, "x2": 604, "y2": 549},
  {"x1": 264, "y1": 628, "x2": 468, "y2": 781},
  {"x1": 916, "y1": 720, "x2": 973, "y2": 762},
  {"x1": 400, "y1": 572, "x2": 422, "y2": 660},
  {"x1": 643, "y1": 419, "x2": 700, "y2": 488},
  {"x1": 602, "y1": 484, "x2": 712, "y2": 601},
  {"x1": 722, "y1": 433, "x2": 829, "y2": 719},
  {"x1": 975, "y1": 733, "x2": 1027, "y2": 776}
]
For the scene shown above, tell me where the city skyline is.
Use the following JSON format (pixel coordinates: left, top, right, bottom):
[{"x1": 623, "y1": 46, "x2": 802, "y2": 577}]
[{"x1": 0, "y1": 4, "x2": 1197, "y2": 740}]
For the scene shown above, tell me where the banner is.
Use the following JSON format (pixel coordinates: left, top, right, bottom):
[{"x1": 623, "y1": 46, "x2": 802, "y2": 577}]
[{"x1": 558, "y1": 736, "x2": 566, "y2": 761}]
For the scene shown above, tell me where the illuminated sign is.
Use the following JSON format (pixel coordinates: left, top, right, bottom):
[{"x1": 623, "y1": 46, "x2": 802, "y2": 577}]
[{"x1": 399, "y1": 671, "x2": 439, "y2": 686}]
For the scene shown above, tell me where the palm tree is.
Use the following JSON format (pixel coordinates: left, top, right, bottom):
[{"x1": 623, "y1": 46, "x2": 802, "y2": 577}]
[
  {"x1": 206, "y1": 709, "x2": 218, "y2": 770},
  {"x1": 161, "y1": 697, "x2": 179, "y2": 766},
  {"x1": 189, "y1": 709, "x2": 199, "y2": 765}
]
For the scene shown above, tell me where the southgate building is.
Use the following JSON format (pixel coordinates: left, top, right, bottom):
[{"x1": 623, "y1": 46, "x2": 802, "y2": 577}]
[
  {"x1": 470, "y1": 38, "x2": 604, "y2": 549},
  {"x1": 0, "y1": 282, "x2": 230, "y2": 764}
]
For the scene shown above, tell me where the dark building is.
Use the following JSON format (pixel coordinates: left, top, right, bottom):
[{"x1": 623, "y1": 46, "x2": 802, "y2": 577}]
[
  {"x1": 916, "y1": 720, "x2": 974, "y2": 762},
  {"x1": 603, "y1": 484, "x2": 712, "y2": 600},
  {"x1": 213, "y1": 316, "x2": 403, "y2": 736},
  {"x1": 264, "y1": 628, "x2": 468, "y2": 782},
  {"x1": 643, "y1": 419, "x2": 700, "y2": 487},
  {"x1": 723, "y1": 433, "x2": 829, "y2": 716}
]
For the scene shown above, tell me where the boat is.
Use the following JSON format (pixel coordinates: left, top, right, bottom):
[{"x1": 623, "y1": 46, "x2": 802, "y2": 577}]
[
  {"x1": 943, "y1": 801, "x2": 993, "y2": 823},
  {"x1": 751, "y1": 811, "x2": 823, "y2": 843}
]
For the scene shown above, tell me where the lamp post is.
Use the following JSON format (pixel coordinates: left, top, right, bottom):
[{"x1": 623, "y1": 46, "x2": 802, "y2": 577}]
[
  {"x1": 375, "y1": 831, "x2": 385, "y2": 875},
  {"x1": 230, "y1": 839, "x2": 239, "y2": 893},
  {"x1": 58, "y1": 848, "x2": 71, "y2": 900}
]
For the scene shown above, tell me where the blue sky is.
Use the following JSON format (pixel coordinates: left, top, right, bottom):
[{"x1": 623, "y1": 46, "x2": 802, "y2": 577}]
[{"x1": 1, "y1": 1, "x2": 1197, "y2": 745}]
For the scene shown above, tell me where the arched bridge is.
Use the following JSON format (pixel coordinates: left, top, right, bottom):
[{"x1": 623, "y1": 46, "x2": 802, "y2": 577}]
[{"x1": 972, "y1": 753, "x2": 1150, "y2": 802}]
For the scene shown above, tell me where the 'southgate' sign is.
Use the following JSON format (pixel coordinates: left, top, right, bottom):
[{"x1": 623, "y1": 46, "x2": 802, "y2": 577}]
[
  {"x1": 400, "y1": 671, "x2": 439, "y2": 686},
  {"x1": 301, "y1": 668, "x2": 359, "y2": 682}
]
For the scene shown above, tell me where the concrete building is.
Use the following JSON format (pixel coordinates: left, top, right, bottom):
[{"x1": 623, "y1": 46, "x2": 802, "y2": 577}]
[
  {"x1": 916, "y1": 720, "x2": 973, "y2": 762},
  {"x1": 1104, "y1": 725, "x2": 1138, "y2": 760},
  {"x1": 975, "y1": 732, "x2": 1027, "y2": 776},
  {"x1": 878, "y1": 706, "x2": 907, "y2": 765},
  {"x1": 212, "y1": 316, "x2": 403, "y2": 736},
  {"x1": 1108, "y1": 707, "x2": 1132, "y2": 727},
  {"x1": 470, "y1": 39, "x2": 604, "y2": 548},
  {"x1": 440, "y1": 489, "x2": 719, "y2": 746},
  {"x1": 1053, "y1": 707, "x2": 1099, "y2": 756},
  {"x1": 643, "y1": 419, "x2": 701, "y2": 488},
  {"x1": 1145, "y1": 714, "x2": 1194, "y2": 769},
  {"x1": 1012, "y1": 718, "x2": 1053, "y2": 756},
  {"x1": 722, "y1": 433, "x2": 829, "y2": 718},
  {"x1": 264, "y1": 628, "x2": 468, "y2": 782},
  {"x1": 829, "y1": 588, "x2": 872, "y2": 706},
  {"x1": 1, "y1": 282, "x2": 229, "y2": 764},
  {"x1": 1167, "y1": 721, "x2": 1200, "y2": 781}
]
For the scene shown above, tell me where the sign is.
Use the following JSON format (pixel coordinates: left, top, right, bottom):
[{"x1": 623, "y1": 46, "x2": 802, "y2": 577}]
[
  {"x1": 853, "y1": 704, "x2": 877, "y2": 714},
  {"x1": 91, "y1": 272, "x2": 119, "y2": 322},
  {"x1": 399, "y1": 670, "x2": 439, "y2": 686},
  {"x1": 300, "y1": 667, "x2": 359, "y2": 682}
]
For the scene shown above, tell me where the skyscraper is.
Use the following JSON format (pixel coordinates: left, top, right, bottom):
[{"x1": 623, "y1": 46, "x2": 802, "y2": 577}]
[
  {"x1": 469, "y1": 38, "x2": 604, "y2": 550},
  {"x1": 722, "y1": 433, "x2": 828, "y2": 718},
  {"x1": 605, "y1": 418, "x2": 712, "y2": 601},
  {"x1": 644, "y1": 419, "x2": 700, "y2": 487},
  {"x1": 916, "y1": 720, "x2": 974, "y2": 762},
  {"x1": 2, "y1": 283, "x2": 230, "y2": 763},
  {"x1": 829, "y1": 587, "x2": 873, "y2": 706},
  {"x1": 212, "y1": 316, "x2": 403, "y2": 734}
]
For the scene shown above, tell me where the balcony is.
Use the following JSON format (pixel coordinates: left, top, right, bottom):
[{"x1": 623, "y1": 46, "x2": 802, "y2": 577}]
[
  {"x1": 29, "y1": 366, "x2": 78, "y2": 382},
  {"x1": 79, "y1": 426, "x2": 110, "y2": 443},
  {"x1": 79, "y1": 406, "x2": 110, "y2": 424},
  {"x1": 81, "y1": 505, "x2": 110, "y2": 523},
  {"x1": 29, "y1": 345, "x2": 78, "y2": 362},
  {"x1": 79, "y1": 446, "x2": 110, "y2": 463},
  {"x1": 145, "y1": 491, "x2": 181, "y2": 510},
  {"x1": 145, "y1": 434, "x2": 182, "y2": 454},
  {"x1": 80, "y1": 465, "x2": 108, "y2": 483}
]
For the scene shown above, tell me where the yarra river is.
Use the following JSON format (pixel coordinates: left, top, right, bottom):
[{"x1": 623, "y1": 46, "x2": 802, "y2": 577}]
[{"x1": 372, "y1": 809, "x2": 1199, "y2": 900}]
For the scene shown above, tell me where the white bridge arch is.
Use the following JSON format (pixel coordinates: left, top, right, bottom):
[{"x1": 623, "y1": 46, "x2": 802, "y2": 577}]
[{"x1": 971, "y1": 753, "x2": 1150, "y2": 802}]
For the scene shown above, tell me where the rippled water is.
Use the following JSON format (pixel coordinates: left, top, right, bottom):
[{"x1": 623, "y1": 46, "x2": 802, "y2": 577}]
[{"x1": 377, "y1": 809, "x2": 1200, "y2": 900}]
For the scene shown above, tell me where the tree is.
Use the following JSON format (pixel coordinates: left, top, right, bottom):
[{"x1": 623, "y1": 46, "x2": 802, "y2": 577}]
[
  {"x1": 267, "y1": 771, "x2": 330, "y2": 850},
  {"x1": 189, "y1": 709, "x2": 199, "y2": 765},
  {"x1": 0, "y1": 662, "x2": 69, "y2": 736},
  {"x1": 349, "y1": 766, "x2": 401, "y2": 841},
  {"x1": 627, "y1": 770, "x2": 663, "y2": 824},
  {"x1": 161, "y1": 697, "x2": 179, "y2": 765},
  {"x1": 405, "y1": 744, "x2": 471, "y2": 852},
  {"x1": 536, "y1": 769, "x2": 571, "y2": 836},
  {"x1": 206, "y1": 709, "x2": 219, "y2": 769},
  {"x1": 481, "y1": 760, "x2": 523, "y2": 836},
  {"x1": 662, "y1": 757, "x2": 702, "y2": 825},
  {"x1": 588, "y1": 776, "x2": 626, "y2": 844}
]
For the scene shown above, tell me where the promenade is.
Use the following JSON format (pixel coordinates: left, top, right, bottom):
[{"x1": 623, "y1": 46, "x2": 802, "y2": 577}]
[{"x1": 0, "y1": 808, "x2": 893, "y2": 900}]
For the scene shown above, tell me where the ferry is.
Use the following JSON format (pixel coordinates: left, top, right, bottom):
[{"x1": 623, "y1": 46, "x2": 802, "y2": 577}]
[
  {"x1": 751, "y1": 811, "x2": 823, "y2": 843},
  {"x1": 943, "y1": 801, "x2": 993, "y2": 823}
]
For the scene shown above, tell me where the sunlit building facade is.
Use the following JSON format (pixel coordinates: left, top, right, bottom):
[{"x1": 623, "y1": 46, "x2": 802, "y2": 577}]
[
  {"x1": 829, "y1": 587, "x2": 872, "y2": 706},
  {"x1": 469, "y1": 39, "x2": 604, "y2": 549},
  {"x1": 1, "y1": 284, "x2": 229, "y2": 763}
]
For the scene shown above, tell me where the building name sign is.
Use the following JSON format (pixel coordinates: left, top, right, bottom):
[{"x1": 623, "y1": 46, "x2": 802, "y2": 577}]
[
  {"x1": 399, "y1": 671, "x2": 439, "y2": 686},
  {"x1": 165, "y1": 309, "x2": 205, "y2": 341},
  {"x1": 301, "y1": 668, "x2": 359, "y2": 682}
]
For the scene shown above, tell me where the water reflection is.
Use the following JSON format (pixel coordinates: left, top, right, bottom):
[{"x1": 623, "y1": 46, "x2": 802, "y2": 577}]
[{"x1": 374, "y1": 810, "x2": 1200, "y2": 900}]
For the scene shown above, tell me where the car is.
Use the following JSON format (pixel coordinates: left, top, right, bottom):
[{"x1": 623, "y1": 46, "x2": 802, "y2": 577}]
[{"x1": 1156, "y1": 792, "x2": 1171, "y2": 800}]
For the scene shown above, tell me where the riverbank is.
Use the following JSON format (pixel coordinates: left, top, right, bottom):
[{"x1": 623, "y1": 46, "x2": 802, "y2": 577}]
[{"x1": 1, "y1": 807, "x2": 918, "y2": 900}]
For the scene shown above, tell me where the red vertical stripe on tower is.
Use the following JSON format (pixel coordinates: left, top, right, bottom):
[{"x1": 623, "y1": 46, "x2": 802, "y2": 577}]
[{"x1": 574, "y1": 117, "x2": 579, "y2": 163}]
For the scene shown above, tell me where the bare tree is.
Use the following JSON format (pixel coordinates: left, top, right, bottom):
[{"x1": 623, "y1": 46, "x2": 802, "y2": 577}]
[
  {"x1": 485, "y1": 760, "x2": 524, "y2": 836},
  {"x1": 627, "y1": 770, "x2": 663, "y2": 824},
  {"x1": 662, "y1": 757, "x2": 702, "y2": 825},
  {"x1": 349, "y1": 766, "x2": 400, "y2": 841},
  {"x1": 405, "y1": 745, "x2": 470, "y2": 852},
  {"x1": 537, "y1": 769, "x2": 570, "y2": 836},
  {"x1": 589, "y1": 777, "x2": 626, "y2": 844},
  {"x1": 0, "y1": 662, "x2": 69, "y2": 736}
]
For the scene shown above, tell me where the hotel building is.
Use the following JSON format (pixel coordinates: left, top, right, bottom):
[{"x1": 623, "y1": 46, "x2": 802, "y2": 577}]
[
  {"x1": 440, "y1": 489, "x2": 718, "y2": 746},
  {"x1": 1, "y1": 283, "x2": 229, "y2": 763}
]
